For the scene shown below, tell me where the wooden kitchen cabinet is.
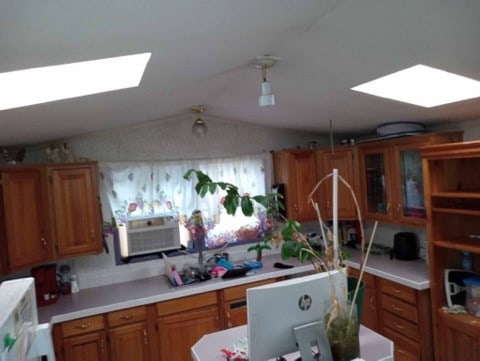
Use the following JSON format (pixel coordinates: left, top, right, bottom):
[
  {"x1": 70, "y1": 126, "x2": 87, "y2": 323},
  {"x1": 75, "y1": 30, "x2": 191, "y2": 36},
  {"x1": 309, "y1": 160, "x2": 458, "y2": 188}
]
[
  {"x1": 421, "y1": 141, "x2": 480, "y2": 361},
  {"x1": 48, "y1": 162, "x2": 103, "y2": 257},
  {"x1": 53, "y1": 315, "x2": 108, "y2": 361},
  {"x1": 273, "y1": 149, "x2": 318, "y2": 221},
  {"x1": 376, "y1": 277, "x2": 432, "y2": 361},
  {"x1": 358, "y1": 132, "x2": 462, "y2": 226},
  {"x1": 219, "y1": 278, "x2": 276, "y2": 328},
  {"x1": 0, "y1": 162, "x2": 102, "y2": 274},
  {"x1": 0, "y1": 166, "x2": 53, "y2": 272},
  {"x1": 348, "y1": 268, "x2": 378, "y2": 332},
  {"x1": 107, "y1": 306, "x2": 155, "y2": 361},
  {"x1": 156, "y1": 292, "x2": 220, "y2": 361},
  {"x1": 317, "y1": 146, "x2": 360, "y2": 220}
]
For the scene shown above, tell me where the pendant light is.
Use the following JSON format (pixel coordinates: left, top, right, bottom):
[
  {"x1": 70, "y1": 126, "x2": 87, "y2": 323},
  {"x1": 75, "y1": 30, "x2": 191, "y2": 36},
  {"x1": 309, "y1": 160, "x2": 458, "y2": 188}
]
[
  {"x1": 253, "y1": 55, "x2": 279, "y2": 107},
  {"x1": 191, "y1": 106, "x2": 207, "y2": 138}
]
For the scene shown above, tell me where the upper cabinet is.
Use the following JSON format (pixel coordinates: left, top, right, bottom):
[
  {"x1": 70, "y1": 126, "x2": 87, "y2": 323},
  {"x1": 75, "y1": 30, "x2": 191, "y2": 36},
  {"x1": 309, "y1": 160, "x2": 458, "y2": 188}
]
[
  {"x1": 316, "y1": 146, "x2": 360, "y2": 220},
  {"x1": 358, "y1": 132, "x2": 462, "y2": 225},
  {"x1": 48, "y1": 163, "x2": 103, "y2": 257},
  {"x1": 0, "y1": 162, "x2": 103, "y2": 274},
  {"x1": 273, "y1": 150, "x2": 318, "y2": 222},
  {"x1": 0, "y1": 166, "x2": 54, "y2": 271}
]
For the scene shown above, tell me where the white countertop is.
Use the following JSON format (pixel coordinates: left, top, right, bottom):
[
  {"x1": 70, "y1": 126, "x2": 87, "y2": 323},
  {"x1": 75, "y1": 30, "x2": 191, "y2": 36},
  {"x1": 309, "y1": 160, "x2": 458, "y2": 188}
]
[
  {"x1": 192, "y1": 325, "x2": 394, "y2": 361},
  {"x1": 38, "y1": 250, "x2": 430, "y2": 324}
]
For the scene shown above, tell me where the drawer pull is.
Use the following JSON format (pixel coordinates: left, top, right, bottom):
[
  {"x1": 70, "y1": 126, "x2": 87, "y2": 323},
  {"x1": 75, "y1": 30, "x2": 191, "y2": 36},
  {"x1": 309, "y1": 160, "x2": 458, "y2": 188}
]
[
  {"x1": 227, "y1": 312, "x2": 232, "y2": 328},
  {"x1": 392, "y1": 304, "x2": 404, "y2": 312},
  {"x1": 76, "y1": 322, "x2": 92, "y2": 329},
  {"x1": 393, "y1": 321, "x2": 405, "y2": 330},
  {"x1": 391, "y1": 287, "x2": 401, "y2": 294},
  {"x1": 120, "y1": 314, "x2": 135, "y2": 320}
]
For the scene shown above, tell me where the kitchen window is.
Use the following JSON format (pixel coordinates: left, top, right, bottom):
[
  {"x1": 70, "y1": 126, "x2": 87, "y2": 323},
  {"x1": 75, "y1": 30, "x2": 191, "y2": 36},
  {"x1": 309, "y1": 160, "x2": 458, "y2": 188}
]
[{"x1": 99, "y1": 153, "x2": 273, "y2": 253}]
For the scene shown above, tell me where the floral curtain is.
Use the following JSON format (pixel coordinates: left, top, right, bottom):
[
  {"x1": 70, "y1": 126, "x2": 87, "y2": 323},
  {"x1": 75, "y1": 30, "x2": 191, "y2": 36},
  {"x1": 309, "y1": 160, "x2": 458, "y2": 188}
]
[{"x1": 99, "y1": 153, "x2": 273, "y2": 248}]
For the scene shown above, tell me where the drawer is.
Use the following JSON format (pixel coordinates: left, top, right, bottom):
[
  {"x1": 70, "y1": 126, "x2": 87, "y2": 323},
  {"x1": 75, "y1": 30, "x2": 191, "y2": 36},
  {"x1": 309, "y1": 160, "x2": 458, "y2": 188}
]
[
  {"x1": 222, "y1": 279, "x2": 275, "y2": 302},
  {"x1": 156, "y1": 291, "x2": 217, "y2": 316},
  {"x1": 382, "y1": 326, "x2": 420, "y2": 361},
  {"x1": 381, "y1": 294, "x2": 418, "y2": 323},
  {"x1": 348, "y1": 268, "x2": 375, "y2": 288},
  {"x1": 383, "y1": 311, "x2": 419, "y2": 341},
  {"x1": 107, "y1": 305, "x2": 147, "y2": 327},
  {"x1": 61, "y1": 315, "x2": 105, "y2": 338},
  {"x1": 379, "y1": 278, "x2": 416, "y2": 304}
]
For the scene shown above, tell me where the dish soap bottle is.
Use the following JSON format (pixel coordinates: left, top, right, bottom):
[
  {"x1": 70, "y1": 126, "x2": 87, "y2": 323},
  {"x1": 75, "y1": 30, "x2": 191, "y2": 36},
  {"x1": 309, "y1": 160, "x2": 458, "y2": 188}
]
[{"x1": 70, "y1": 274, "x2": 80, "y2": 293}]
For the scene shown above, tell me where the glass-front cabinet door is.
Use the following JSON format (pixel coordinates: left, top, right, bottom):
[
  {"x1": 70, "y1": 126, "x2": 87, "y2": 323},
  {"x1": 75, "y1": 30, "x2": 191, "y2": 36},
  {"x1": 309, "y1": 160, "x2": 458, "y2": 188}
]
[
  {"x1": 359, "y1": 146, "x2": 394, "y2": 222},
  {"x1": 393, "y1": 144, "x2": 426, "y2": 225}
]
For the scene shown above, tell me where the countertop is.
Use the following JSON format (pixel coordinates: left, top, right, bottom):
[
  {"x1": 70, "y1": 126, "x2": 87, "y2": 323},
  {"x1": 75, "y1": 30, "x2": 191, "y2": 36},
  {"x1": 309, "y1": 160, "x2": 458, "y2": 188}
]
[{"x1": 38, "y1": 250, "x2": 430, "y2": 324}]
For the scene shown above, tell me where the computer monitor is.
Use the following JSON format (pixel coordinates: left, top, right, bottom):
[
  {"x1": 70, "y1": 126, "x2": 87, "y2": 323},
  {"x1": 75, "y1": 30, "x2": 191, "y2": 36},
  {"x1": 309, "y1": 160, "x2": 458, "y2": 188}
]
[{"x1": 247, "y1": 270, "x2": 346, "y2": 361}]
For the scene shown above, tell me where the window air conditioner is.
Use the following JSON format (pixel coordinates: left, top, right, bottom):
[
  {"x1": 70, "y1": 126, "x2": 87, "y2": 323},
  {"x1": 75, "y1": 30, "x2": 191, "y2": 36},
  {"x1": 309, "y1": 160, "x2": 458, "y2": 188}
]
[{"x1": 118, "y1": 216, "x2": 180, "y2": 259}]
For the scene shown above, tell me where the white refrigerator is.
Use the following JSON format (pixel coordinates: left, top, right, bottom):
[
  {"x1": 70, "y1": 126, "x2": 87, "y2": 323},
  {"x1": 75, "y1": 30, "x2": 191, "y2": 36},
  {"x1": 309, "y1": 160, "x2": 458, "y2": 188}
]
[{"x1": 0, "y1": 277, "x2": 55, "y2": 361}]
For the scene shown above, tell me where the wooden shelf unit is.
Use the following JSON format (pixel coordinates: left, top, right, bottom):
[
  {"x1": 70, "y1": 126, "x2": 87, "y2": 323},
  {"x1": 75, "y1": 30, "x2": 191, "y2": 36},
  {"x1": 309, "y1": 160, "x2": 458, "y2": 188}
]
[{"x1": 421, "y1": 141, "x2": 480, "y2": 361}]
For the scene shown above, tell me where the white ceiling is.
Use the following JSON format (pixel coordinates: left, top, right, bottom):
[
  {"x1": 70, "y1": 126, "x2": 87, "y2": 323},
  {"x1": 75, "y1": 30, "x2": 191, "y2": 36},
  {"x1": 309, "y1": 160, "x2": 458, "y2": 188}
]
[{"x1": 1, "y1": 0, "x2": 480, "y2": 146}]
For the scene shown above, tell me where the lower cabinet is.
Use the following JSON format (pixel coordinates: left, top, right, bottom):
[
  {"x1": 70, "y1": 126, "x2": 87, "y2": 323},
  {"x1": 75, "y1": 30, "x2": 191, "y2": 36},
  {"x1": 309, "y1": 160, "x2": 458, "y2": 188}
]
[
  {"x1": 219, "y1": 278, "x2": 276, "y2": 328},
  {"x1": 156, "y1": 292, "x2": 220, "y2": 361},
  {"x1": 53, "y1": 315, "x2": 108, "y2": 361},
  {"x1": 348, "y1": 267, "x2": 378, "y2": 332},
  {"x1": 376, "y1": 278, "x2": 432, "y2": 361},
  {"x1": 437, "y1": 311, "x2": 480, "y2": 361},
  {"x1": 348, "y1": 268, "x2": 432, "y2": 361},
  {"x1": 107, "y1": 306, "x2": 155, "y2": 361}
]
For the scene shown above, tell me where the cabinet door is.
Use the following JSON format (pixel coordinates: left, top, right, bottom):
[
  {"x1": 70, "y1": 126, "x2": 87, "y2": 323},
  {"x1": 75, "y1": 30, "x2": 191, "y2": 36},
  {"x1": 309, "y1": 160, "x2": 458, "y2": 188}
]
[
  {"x1": 441, "y1": 321, "x2": 480, "y2": 361},
  {"x1": 157, "y1": 306, "x2": 219, "y2": 361},
  {"x1": 63, "y1": 331, "x2": 108, "y2": 361},
  {"x1": 286, "y1": 151, "x2": 318, "y2": 221},
  {"x1": 359, "y1": 146, "x2": 395, "y2": 222},
  {"x1": 225, "y1": 299, "x2": 248, "y2": 328},
  {"x1": 109, "y1": 322, "x2": 152, "y2": 361},
  {"x1": 392, "y1": 143, "x2": 426, "y2": 225},
  {"x1": 318, "y1": 147, "x2": 359, "y2": 220},
  {"x1": 0, "y1": 167, "x2": 53, "y2": 270},
  {"x1": 49, "y1": 163, "x2": 102, "y2": 257},
  {"x1": 348, "y1": 268, "x2": 378, "y2": 331}
]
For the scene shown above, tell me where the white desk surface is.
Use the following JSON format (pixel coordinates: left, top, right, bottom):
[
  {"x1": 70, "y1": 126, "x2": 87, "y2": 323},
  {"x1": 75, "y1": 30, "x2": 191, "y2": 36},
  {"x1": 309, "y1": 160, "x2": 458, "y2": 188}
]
[{"x1": 192, "y1": 324, "x2": 393, "y2": 361}]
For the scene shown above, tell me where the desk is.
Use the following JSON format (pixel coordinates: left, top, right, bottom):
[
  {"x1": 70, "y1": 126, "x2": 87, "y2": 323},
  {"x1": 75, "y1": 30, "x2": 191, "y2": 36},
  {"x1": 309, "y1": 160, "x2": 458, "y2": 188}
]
[{"x1": 192, "y1": 325, "x2": 393, "y2": 361}]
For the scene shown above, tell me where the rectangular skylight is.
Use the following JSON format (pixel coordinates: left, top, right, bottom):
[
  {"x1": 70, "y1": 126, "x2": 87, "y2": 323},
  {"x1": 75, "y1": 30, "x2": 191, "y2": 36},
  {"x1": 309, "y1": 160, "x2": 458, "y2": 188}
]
[
  {"x1": 0, "y1": 53, "x2": 151, "y2": 111},
  {"x1": 351, "y1": 64, "x2": 480, "y2": 108}
]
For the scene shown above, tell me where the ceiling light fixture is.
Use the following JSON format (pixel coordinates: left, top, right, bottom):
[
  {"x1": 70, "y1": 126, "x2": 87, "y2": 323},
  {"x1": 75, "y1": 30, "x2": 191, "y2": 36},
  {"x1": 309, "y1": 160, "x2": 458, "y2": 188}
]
[
  {"x1": 351, "y1": 64, "x2": 480, "y2": 107},
  {"x1": 191, "y1": 106, "x2": 207, "y2": 138},
  {"x1": 253, "y1": 55, "x2": 279, "y2": 107},
  {"x1": 0, "y1": 53, "x2": 151, "y2": 111}
]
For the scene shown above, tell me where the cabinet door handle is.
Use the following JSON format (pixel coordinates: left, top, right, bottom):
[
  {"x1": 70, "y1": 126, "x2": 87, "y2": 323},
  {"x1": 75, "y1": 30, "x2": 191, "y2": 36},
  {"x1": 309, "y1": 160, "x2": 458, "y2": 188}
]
[
  {"x1": 99, "y1": 338, "x2": 105, "y2": 353},
  {"x1": 369, "y1": 296, "x2": 376, "y2": 310},
  {"x1": 120, "y1": 314, "x2": 135, "y2": 320},
  {"x1": 143, "y1": 329, "x2": 149, "y2": 344},
  {"x1": 226, "y1": 312, "x2": 232, "y2": 328},
  {"x1": 76, "y1": 322, "x2": 92, "y2": 329},
  {"x1": 386, "y1": 203, "x2": 391, "y2": 215},
  {"x1": 40, "y1": 237, "x2": 47, "y2": 247},
  {"x1": 91, "y1": 230, "x2": 95, "y2": 241}
]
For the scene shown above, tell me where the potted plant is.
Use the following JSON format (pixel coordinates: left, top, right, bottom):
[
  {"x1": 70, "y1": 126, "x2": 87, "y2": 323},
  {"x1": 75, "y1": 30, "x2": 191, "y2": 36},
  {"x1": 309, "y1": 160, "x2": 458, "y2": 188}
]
[{"x1": 184, "y1": 168, "x2": 377, "y2": 361}]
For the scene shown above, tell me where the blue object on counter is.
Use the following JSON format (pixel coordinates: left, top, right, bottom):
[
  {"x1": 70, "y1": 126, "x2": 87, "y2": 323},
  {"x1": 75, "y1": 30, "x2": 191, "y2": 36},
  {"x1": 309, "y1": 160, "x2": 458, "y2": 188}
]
[
  {"x1": 216, "y1": 258, "x2": 235, "y2": 270},
  {"x1": 243, "y1": 260, "x2": 263, "y2": 269}
]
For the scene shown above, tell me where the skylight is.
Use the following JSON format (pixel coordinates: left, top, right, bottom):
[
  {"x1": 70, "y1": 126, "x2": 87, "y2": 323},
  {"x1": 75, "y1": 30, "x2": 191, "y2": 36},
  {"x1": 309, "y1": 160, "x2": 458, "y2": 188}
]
[
  {"x1": 0, "y1": 53, "x2": 151, "y2": 111},
  {"x1": 351, "y1": 64, "x2": 480, "y2": 108}
]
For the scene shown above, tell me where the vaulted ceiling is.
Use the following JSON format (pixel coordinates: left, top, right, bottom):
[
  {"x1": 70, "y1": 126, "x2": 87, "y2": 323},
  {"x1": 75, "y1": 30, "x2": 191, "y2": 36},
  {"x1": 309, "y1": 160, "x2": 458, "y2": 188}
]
[{"x1": 1, "y1": 0, "x2": 479, "y2": 146}]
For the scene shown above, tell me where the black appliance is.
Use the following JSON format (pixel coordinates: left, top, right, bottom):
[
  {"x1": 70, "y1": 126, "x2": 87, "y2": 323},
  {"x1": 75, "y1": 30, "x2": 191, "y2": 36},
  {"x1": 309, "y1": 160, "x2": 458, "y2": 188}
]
[{"x1": 391, "y1": 232, "x2": 417, "y2": 260}]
